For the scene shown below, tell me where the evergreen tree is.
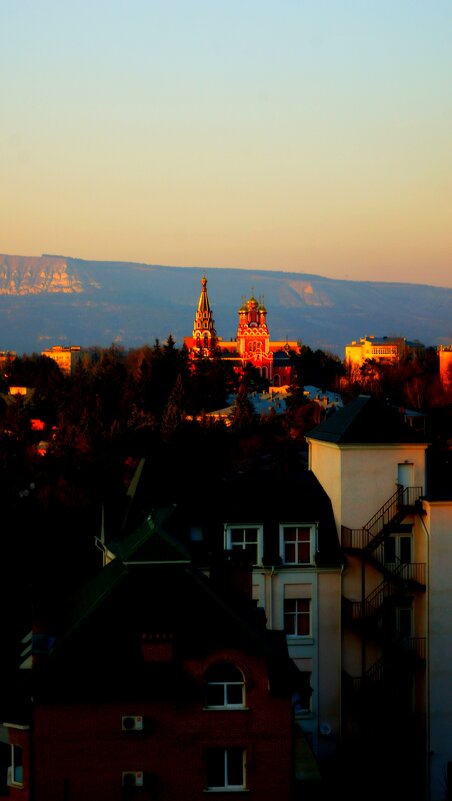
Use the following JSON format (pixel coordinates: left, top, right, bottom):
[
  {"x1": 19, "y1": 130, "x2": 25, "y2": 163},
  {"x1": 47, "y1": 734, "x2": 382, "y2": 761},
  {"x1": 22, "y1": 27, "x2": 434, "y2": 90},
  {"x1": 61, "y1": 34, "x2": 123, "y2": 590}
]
[
  {"x1": 161, "y1": 373, "x2": 188, "y2": 442},
  {"x1": 230, "y1": 382, "x2": 257, "y2": 430}
]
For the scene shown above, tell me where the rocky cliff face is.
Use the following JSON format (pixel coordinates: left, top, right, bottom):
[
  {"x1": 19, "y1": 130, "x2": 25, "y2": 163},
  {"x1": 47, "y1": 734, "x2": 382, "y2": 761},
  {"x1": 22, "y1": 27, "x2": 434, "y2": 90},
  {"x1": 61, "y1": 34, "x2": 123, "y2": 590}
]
[
  {"x1": 0, "y1": 255, "x2": 84, "y2": 294},
  {"x1": 0, "y1": 253, "x2": 451, "y2": 356}
]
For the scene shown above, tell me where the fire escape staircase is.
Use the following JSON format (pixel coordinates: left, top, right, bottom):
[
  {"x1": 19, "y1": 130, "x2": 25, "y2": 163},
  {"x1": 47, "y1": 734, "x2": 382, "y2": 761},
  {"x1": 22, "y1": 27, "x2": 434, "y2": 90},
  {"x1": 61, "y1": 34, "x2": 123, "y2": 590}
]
[
  {"x1": 341, "y1": 485, "x2": 426, "y2": 697},
  {"x1": 341, "y1": 484, "x2": 424, "y2": 554}
]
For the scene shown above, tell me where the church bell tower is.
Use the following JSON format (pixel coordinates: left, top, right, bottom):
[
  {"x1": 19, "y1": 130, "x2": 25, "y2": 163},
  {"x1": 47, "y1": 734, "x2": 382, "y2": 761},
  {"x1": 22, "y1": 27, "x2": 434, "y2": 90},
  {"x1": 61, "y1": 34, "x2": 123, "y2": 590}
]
[{"x1": 191, "y1": 276, "x2": 217, "y2": 355}]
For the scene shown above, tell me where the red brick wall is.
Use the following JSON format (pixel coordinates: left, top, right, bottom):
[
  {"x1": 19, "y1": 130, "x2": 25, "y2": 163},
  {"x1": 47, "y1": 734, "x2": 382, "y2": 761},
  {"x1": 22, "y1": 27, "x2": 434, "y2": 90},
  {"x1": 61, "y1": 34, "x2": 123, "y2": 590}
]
[
  {"x1": 32, "y1": 651, "x2": 293, "y2": 801},
  {"x1": 2, "y1": 725, "x2": 30, "y2": 801}
]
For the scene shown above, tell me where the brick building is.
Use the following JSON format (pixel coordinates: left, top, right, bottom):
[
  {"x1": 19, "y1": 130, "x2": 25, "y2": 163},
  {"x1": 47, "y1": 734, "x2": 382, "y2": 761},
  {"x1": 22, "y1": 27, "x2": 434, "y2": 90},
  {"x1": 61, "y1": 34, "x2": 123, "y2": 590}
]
[{"x1": 2, "y1": 514, "x2": 300, "y2": 800}]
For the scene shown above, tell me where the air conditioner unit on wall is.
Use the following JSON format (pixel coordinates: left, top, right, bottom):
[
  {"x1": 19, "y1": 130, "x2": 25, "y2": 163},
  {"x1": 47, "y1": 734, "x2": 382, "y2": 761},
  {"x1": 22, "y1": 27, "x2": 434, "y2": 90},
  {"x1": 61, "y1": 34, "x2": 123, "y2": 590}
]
[
  {"x1": 319, "y1": 723, "x2": 332, "y2": 736},
  {"x1": 122, "y1": 715, "x2": 144, "y2": 731},
  {"x1": 122, "y1": 771, "x2": 144, "y2": 787}
]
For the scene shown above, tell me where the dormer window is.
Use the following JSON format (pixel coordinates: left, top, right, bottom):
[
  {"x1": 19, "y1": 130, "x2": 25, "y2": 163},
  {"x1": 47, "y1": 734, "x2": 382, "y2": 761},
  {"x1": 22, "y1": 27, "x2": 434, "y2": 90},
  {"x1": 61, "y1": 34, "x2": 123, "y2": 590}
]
[
  {"x1": 204, "y1": 663, "x2": 245, "y2": 709},
  {"x1": 225, "y1": 525, "x2": 263, "y2": 566},
  {"x1": 280, "y1": 524, "x2": 315, "y2": 565}
]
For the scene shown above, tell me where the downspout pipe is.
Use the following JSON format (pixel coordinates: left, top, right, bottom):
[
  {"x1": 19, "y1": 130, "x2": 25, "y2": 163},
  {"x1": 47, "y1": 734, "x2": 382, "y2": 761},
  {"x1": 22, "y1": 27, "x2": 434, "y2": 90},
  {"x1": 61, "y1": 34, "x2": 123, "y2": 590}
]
[
  {"x1": 419, "y1": 511, "x2": 431, "y2": 801},
  {"x1": 269, "y1": 566, "x2": 275, "y2": 629}
]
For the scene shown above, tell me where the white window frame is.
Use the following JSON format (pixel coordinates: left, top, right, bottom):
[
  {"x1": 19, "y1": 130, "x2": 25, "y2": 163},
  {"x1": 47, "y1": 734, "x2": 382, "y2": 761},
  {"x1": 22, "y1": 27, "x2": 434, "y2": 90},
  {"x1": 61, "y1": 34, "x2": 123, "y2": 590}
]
[
  {"x1": 205, "y1": 664, "x2": 245, "y2": 709},
  {"x1": 7, "y1": 744, "x2": 23, "y2": 787},
  {"x1": 279, "y1": 523, "x2": 316, "y2": 565},
  {"x1": 284, "y1": 598, "x2": 311, "y2": 638},
  {"x1": 224, "y1": 524, "x2": 263, "y2": 566},
  {"x1": 205, "y1": 748, "x2": 246, "y2": 791}
]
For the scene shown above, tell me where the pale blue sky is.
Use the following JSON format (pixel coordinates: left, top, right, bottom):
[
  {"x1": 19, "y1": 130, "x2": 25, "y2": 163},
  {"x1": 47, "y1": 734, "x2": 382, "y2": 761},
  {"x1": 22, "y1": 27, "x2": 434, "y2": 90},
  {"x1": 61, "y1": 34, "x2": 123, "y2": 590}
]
[{"x1": 1, "y1": 1, "x2": 451, "y2": 285}]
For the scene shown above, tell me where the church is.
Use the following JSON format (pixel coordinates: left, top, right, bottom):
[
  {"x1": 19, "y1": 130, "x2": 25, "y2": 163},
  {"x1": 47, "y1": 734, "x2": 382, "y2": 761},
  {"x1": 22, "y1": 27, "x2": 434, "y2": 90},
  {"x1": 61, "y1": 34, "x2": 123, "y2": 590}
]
[{"x1": 183, "y1": 276, "x2": 301, "y2": 386}]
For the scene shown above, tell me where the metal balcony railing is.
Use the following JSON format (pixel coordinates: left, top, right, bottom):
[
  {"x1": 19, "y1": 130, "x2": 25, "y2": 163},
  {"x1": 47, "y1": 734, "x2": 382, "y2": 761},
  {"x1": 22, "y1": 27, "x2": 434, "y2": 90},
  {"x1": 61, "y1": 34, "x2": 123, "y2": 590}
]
[
  {"x1": 348, "y1": 636, "x2": 426, "y2": 697},
  {"x1": 342, "y1": 485, "x2": 424, "y2": 552},
  {"x1": 342, "y1": 560, "x2": 425, "y2": 628}
]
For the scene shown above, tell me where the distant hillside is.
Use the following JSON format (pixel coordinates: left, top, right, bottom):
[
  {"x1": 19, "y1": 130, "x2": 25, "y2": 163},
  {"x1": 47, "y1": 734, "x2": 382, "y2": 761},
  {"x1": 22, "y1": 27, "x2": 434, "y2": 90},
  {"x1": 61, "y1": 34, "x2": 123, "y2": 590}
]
[{"x1": 1, "y1": 253, "x2": 452, "y2": 358}]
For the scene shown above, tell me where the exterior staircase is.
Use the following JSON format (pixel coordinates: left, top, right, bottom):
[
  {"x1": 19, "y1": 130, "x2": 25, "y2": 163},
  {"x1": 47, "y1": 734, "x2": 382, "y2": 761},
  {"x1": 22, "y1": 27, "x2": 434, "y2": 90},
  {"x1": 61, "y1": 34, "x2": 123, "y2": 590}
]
[
  {"x1": 341, "y1": 484, "x2": 426, "y2": 697},
  {"x1": 341, "y1": 484, "x2": 424, "y2": 552}
]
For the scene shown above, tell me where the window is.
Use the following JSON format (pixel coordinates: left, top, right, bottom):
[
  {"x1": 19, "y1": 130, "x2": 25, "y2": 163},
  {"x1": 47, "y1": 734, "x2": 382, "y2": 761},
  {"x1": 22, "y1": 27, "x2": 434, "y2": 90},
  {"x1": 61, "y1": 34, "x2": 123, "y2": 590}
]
[
  {"x1": 292, "y1": 672, "x2": 313, "y2": 714},
  {"x1": 397, "y1": 607, "x2": 413, "y2": 639},
  {"x1": 384, "y1": 534, "x2": 412, "y2": 566},
  {"x1": 390, "y1": 606, "x2": 412, "y2": 639},
  {"x1": 284, "y1": 599, "x2": 310, "y2": 637},
  {"x1": 8, "y1": 744, "x2": 23, "y2": 787},
  {"x1": 205, "y1": 748, "x2": 245, "y2": 790},
  {"x1": 225, "y1": 526, "x2": 262, "y2": 566},
  {"x1": 281, "y1": 525, "x2": 314, "y2": 564},
  {"x1": 205, "y1": 664, "x2": 245, "y2": 709}
]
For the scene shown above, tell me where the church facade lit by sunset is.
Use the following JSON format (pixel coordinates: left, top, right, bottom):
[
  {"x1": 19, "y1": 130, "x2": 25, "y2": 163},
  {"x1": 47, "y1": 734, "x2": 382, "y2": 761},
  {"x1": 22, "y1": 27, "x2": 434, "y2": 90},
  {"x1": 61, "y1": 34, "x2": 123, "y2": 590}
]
[{"x1": 184, "y1": 276, "x2": 301, "y2": 386}]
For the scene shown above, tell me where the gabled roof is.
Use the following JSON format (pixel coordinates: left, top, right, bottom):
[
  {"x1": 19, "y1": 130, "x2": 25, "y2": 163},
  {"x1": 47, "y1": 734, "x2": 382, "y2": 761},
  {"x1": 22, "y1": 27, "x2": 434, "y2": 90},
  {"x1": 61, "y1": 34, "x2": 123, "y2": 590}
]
[
  {"x1": 28, "y1": 507, "x2": 294, "y2": 702},
  {"x1": 305, "y1": 394, "x2": 429, "y2": 445},
  {"x1": 110, "y1": 507, "x2": 191, "y2": 564},
  {"x1": 43, "y1": 510, "x2": 192, "y2": 655}
]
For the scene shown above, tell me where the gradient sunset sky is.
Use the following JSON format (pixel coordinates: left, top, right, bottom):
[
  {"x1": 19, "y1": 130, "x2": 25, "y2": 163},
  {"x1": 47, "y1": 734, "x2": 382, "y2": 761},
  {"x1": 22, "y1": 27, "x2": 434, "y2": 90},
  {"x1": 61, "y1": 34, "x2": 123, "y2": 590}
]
[{"x1": 1, "y1": 1, "x2": 451, "y2": 286}]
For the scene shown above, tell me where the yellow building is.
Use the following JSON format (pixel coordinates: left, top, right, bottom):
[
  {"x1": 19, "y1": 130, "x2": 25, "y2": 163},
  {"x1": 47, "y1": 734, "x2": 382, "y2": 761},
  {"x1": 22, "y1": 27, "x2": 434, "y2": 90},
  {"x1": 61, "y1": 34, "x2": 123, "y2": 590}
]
[
  {"x1": 345, "y1": 335, "x2": 424, "y2": 370},
  {"x1": 41, "y1": 345, "x2": 82, "y2": 375},
  {"x1": 306, "y1": 394, "x2": 452, "y2": 801},
  {"x1": 438, "y1": 345, "x2": 452, "y2": 390}
]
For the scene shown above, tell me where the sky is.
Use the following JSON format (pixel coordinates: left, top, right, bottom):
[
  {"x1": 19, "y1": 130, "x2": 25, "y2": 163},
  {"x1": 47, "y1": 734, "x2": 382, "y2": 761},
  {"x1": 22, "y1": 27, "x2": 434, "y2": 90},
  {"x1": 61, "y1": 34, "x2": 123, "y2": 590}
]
[{"x1": 1, "y1": 0, "x2": 451, "y2": 286}]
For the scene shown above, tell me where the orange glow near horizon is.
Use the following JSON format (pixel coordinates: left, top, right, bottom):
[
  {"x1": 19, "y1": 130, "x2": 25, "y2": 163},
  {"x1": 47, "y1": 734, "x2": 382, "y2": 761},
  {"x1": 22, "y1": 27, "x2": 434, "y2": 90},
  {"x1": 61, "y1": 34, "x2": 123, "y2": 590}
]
[{"x1": 1, "y1": 2, "x2": 451, "y2": 288}]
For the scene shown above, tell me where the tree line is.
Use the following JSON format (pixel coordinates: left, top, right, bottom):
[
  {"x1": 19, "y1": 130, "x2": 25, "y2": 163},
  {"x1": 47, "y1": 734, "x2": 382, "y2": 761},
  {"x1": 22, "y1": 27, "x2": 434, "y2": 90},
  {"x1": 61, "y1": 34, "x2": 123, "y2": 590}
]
[{"x1": 1, "y1": 337, "x2": 451, "y2": 660}]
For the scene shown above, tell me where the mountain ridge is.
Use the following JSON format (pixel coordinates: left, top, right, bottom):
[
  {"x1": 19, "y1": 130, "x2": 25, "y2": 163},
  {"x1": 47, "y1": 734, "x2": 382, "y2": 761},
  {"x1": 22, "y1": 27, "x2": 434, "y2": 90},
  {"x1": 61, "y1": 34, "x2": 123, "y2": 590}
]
[{"x1": 1, "y1": 253, "x2": 451, "y2": 357}]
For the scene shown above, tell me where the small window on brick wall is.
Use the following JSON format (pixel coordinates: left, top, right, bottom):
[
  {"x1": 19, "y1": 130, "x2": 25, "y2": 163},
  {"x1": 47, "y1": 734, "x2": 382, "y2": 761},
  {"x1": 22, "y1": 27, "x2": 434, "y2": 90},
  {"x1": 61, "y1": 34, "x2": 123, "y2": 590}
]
[
  {"x1": 205, "y1": 748, "x2": 246, "y2": 790},
  {"x1": 205, "y1": 663, "x2": 245, "y2": 709},
  {"x1": 7, "y1": 744, "x2": 23, "y2": 787}
]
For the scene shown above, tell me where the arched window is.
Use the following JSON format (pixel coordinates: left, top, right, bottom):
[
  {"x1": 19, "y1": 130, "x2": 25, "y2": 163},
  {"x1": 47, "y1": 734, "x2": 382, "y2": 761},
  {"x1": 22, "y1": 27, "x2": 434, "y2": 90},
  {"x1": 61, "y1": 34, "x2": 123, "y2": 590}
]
[{"x1": 205, "y1": 663, "x2": 245, "y2": 708}]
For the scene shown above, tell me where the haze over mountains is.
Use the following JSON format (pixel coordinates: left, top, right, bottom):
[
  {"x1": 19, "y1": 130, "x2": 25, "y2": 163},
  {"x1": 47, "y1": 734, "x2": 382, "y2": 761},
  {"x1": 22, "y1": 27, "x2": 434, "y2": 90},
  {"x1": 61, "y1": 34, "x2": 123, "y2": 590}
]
[{"x1": 1, "y1": 253, "x2": 452, "y2": 358}]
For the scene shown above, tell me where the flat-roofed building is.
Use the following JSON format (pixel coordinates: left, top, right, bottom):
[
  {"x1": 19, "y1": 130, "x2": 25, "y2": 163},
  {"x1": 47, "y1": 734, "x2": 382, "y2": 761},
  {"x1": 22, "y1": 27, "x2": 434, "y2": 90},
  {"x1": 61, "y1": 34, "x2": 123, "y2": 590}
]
[
  {"x1": 438, "y1": 345, "x2": 452, "y2": 390},
  {"x1": 345, "y1": 335, "x2": 424, "y2": 370},
  {"x1": 41, "y1": 345, "x2": 82, "y2": 375}
]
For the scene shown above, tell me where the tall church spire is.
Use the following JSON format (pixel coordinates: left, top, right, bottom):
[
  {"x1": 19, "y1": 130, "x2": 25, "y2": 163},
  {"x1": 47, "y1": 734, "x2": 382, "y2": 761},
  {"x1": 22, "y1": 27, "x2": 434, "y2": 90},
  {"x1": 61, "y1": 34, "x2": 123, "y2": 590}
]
[{"x1": 192, "y1": 276, "x2": 217, "y2": 354}]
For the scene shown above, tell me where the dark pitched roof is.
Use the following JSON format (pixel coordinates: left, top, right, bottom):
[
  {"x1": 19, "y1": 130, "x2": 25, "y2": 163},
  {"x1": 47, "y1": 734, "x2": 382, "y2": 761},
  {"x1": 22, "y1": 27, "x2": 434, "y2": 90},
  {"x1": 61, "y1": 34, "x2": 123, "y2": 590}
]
[
  {"x1": 28, "y1": 510, "x2": 294, "y2": 702},
  {"x1": 159, "y1": 467, "x2": 342, "y2": 568},
  {"x1": 305, "y1": 394, "x2": 429, "y2": 445},
  {"x1": 110, "y1": 507, "x2": 191, "y2": 564}
]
